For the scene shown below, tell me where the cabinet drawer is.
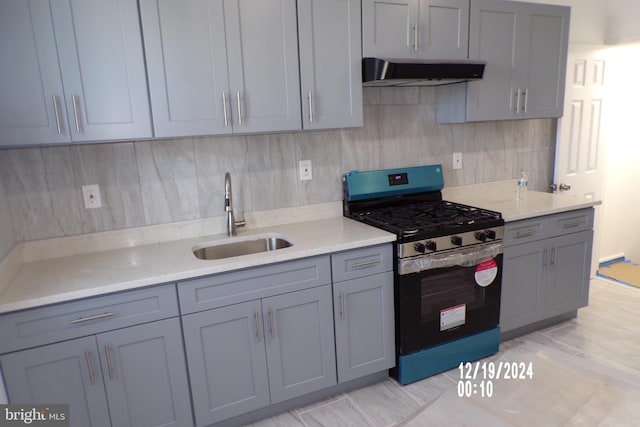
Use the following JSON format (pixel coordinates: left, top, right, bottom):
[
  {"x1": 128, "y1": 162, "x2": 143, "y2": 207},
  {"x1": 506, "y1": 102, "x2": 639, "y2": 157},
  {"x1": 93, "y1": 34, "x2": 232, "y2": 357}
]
[
  {"x1": 331, "y1": 244, "x2": 393, "y2": 282},
  {"x1": 504, "y1": 217, "x2": 547, "y2": 247},
  {"x1": 547, "y1": 208, "x2": 594, "y2": 237},
  {"x1": 0, "y1": 284, "x2": 178, "y2": 353},
  {"x1": 178, "y1": 256, "x2": 331, "y2": 314}
]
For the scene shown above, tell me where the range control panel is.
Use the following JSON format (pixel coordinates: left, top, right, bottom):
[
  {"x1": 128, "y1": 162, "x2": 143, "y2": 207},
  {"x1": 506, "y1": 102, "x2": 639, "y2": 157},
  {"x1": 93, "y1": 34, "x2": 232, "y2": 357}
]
[{"x1": 398, "y1": 227, "x2": 504, "y2": 258}]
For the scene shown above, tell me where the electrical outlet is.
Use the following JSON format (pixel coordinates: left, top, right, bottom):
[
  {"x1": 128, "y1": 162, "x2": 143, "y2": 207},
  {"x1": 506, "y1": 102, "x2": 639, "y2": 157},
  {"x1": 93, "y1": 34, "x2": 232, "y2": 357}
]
[
  {"x1": 82, "y1": 184, "x2": 102, "y2": 209},
  {"x1": 299, "y1": 160, "x2": 312, "y2": 180},
  {"x1": 453, "y1": 152, "x2": 463, "y2": 170}
]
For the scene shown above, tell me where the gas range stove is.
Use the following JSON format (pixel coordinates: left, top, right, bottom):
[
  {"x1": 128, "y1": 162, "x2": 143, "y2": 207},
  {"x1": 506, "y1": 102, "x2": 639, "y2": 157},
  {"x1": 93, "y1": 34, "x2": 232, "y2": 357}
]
[{"x1": 343, "y1": 165, "x2": 504, "y2": 257}]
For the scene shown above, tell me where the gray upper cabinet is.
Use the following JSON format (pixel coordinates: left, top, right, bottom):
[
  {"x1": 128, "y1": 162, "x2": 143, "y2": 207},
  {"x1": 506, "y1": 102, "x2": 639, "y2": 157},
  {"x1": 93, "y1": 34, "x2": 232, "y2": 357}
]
[
  {"x1": 139, "y1": 0, "x2": 231, "y2": 138},
  {"x1": 0, "y1": 0, "x2": 152, "y2": 147},
  {"x1": 439, "y1": 0, "x2": 569, "y2": 123},
  {"x1": 362, "y1": 0, "x2": 469, "y2": 60},
  {"x1": 0, "y1": 0, "x2": 69, "y2": 146},
  {"x1": 298, "y1": 0, "x2": 363, "y2": 129},
  {"x1": 141, "y1": 0, "x2": 301, "y2": 137}
]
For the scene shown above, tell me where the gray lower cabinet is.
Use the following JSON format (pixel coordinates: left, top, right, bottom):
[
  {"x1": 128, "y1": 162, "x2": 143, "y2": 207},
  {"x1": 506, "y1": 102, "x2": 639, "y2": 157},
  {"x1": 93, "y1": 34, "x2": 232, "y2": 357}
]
[
  {"x1": 182, "y1": 301, "x2": 270, "y2": 426},
  {"x1": 0, "y1": 0, "x2": 151, "y2": 147},
  {"x1": 1, "y1": 336, "x2": 111, "y2": 427},
  {"x1": 333, "y1": 272, "x2": 395, "y2": 383},
  {"x1": 0, "y1": 318, "x2": 192, "y2": 427},
  {"x1": 501, "y1": 209, "x2": 594, "y2": 334},
  {"x1": 331, "y1": 245, "x2": 395, "y2": 383},
  {"x1": 182, "y1": 285, "x2": 336, "y2": 427}
]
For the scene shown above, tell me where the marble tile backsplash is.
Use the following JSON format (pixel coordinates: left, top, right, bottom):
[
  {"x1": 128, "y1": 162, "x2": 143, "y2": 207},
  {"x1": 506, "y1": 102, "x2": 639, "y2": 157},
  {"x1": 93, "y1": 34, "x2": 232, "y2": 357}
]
[{"x1": 0, "y1": 87, "x2": 556, "y2": 244}]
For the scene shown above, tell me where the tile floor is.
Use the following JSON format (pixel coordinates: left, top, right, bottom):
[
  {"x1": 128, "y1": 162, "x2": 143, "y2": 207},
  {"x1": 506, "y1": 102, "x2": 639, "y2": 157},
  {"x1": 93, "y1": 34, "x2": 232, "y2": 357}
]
[{"x1": 249, "y1": 278, "x2": 640, "y2": 427}]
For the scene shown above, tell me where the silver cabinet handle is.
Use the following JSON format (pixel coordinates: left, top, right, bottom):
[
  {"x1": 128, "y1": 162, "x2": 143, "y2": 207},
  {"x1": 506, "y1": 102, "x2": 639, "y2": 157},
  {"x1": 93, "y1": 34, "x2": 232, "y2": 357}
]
[
  {"x1": 308, "y1": 91, "x2": 313, "y2": 123},
  {"x1": 542, "y1": 249, "x2": 548, "y2": 267},
  {"x1": 268, "y1": 307, "x2": 275, "y2": 339},
  {"x1": 351, "y1": 259, "x2": 380, "y2": 268},
  {"x1": 550, "y1": 246, "x2": 556, "y2": 267},
  {"x1": 70, "y1": 312, "x2": 115, "y2": 324},
  {"x1": 255, "y1": 309, "x2": 262, "y2": 342},
  {"x1": 85, "y1": 350, "x2": 96, "y2": 385},
  {"x1": 52, "y1": 95, "x2": 62, "y2": 135},
  {"x1": 515, "y1": 89, "x2": 522, "y2": 114},
  {"x1": 523, "y1": 88, "x2": 529, "y2": 113},
  {"x1": 71, "y1": 94, "x2": 81, "y2": 133},
  {"x1": 222, "y1": 92, "x2": 229, "y2": 127},
  {"x1": 340, "y1": 292, "x2": 345, "y2": 321},
  {"x1": 105, "y1": 344, "x2": 114, "y2": 380},
  {"x1": 561, "y1": 220, "x2": 582, "y2": 229},
  {"x1": 515, "y1": 230, "x2": 536, "y2": 238},
  {"x1": 412, "y1": 24, "x2": 418, "y2": 52},
  {"x1": 236, "y1": 92, "x2": 243, "y2": 126}
]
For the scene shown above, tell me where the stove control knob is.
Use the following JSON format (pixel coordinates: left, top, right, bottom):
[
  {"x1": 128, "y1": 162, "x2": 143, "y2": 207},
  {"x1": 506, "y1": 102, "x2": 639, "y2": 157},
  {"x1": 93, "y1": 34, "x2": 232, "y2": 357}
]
[
  {"x1": 451, "y1": 236, "x2": 463, "y2": 246},
  {"x1": 485, "y1": 229, "x2": 496, "y2": 240},
  {"x1": 414, "y1": 242, "x2": 426, "y2": 253},
  {"x1": 425, "y1": 241, "x2": 437, "y2": 251},
  {"x1": 474, "y1": 231, "x2": 487, "y2": 242}
]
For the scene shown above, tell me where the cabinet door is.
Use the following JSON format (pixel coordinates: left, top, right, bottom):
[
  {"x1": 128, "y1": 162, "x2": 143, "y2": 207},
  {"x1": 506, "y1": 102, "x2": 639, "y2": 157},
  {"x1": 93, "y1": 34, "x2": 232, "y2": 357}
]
[
  {"x1": 0, "y1": 0, "x2": 70, "y2": 146},
  {"x1": 417, "y1": 0, "x2": 469, "y2": 59},
  {"x1": 500, "y1": 239, "x2": 546, "y2": 333},
  {"x1": 362, "y1": 0, "x2": 418, "y2": 58},
  {"x1": 546, "y1": 230, "x2": 593, "y2": 317},
  {"x1": 0, "y1": 336, "x2": 111, "y2": 427},
  {"x1": 182, "y1": 300, "x2": 269, "y2": 426},
  {"x1": 334, "y1": 272, "x2": 395, "y2": 383},
  {"x1": 52, "y1": 0, "x2": 152, "y2": 141},
  {"x1": 298, "y1": 0, "x2": 363, "y2": 130},
  {"x1": 224, "y1": 0, "x2": 301, "y2": 133},
  {"x1": 467, "y1": 0, "x2": 521, "y2": 121},
  {"x1": 97, "y1": 318, "x2": 193, "y2": 427},
  {"x1": 140, "y1": 0, "x2": 232, "y2": 137},
  {"x1": 263, "y1": 285, "x2": 337, "y2": 403},
  {"x1": 520, "y1": 4, "x2": 570, "y2": 119}
]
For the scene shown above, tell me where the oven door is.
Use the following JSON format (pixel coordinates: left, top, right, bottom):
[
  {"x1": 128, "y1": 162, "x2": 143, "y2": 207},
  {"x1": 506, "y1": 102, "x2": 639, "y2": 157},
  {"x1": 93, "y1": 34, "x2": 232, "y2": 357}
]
[{"x1": 396, "y1": 242, "x2": 502, "y2": 355}]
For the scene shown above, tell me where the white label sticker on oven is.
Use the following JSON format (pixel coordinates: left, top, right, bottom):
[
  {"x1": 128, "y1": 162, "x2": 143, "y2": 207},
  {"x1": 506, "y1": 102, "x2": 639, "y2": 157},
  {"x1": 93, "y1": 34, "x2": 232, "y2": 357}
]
[
  {"x1": 440, "y1": 304, "x2": 466, "y2": 331},
  {"x1": 475, "y1": 259, "x2": 498, "y2": 287}
]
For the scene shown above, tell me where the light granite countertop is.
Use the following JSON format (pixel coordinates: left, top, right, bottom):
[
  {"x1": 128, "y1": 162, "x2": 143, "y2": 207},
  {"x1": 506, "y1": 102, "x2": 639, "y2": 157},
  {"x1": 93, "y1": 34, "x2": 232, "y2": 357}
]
[
  {"x1": 443, "y1": 180, "x2": 602, "y2": 222},
  {"x1": 0, "y1": 206, "x2": 394, "y2": 314},
  {"x1": 0, "y1": 181, "x2": 602, "y2": 315}
]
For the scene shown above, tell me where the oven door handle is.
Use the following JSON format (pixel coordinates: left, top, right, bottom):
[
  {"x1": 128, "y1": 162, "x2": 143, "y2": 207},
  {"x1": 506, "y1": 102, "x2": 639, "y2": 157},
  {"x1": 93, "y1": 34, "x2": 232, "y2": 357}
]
[{"x1": 398, "y1": 242, "x2": 503, "y2": 275}]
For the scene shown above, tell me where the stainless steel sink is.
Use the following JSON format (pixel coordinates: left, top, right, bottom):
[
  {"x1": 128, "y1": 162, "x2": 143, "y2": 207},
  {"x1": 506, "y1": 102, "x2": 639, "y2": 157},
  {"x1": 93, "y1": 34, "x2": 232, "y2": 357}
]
[{"x1": 193, "y1": 235, "x2": 293, "y2": 260}]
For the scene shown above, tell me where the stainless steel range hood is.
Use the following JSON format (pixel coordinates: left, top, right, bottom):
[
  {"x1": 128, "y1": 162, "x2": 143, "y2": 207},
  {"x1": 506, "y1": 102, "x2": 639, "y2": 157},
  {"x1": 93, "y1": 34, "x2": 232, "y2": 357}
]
[{"x1": 362, "y1": 57, "x2": 485, "y2": 87}]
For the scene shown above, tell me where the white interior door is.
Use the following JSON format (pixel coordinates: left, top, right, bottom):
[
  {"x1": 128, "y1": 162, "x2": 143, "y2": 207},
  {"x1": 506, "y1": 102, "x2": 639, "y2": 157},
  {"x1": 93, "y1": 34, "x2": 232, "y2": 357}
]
[
  {"x1": 553, "y1": 45, "x2": 607, "y2": 200},
  {"x1": 553, "y1": 44, "x2": 608, "y2": 277}
]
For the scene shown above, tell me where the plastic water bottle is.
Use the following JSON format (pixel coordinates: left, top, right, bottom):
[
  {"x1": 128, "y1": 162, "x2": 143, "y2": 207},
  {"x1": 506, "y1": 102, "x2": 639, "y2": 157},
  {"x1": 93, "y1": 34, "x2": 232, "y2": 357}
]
[{"x1": 517, "y1": 172, "x2": 528, "y2": 200}]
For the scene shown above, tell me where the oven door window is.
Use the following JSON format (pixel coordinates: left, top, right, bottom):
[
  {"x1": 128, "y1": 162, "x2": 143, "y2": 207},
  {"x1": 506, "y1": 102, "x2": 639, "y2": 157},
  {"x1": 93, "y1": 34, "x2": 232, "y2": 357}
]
[{"x1": 398, "y1": 254, "x2": 502, "y2": 355}]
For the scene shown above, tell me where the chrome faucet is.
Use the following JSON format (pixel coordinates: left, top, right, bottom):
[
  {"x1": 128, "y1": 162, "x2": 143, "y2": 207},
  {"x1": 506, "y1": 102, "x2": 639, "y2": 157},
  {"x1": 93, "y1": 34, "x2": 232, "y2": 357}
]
[{"x1": 224, "y1": 172, "x2": 245, "y2": 236}]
